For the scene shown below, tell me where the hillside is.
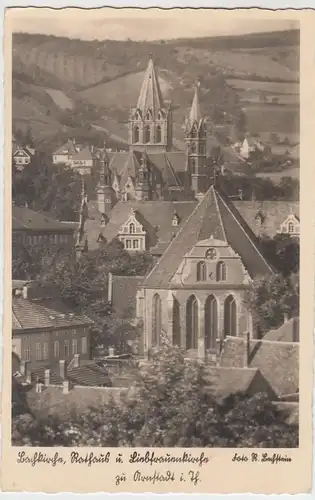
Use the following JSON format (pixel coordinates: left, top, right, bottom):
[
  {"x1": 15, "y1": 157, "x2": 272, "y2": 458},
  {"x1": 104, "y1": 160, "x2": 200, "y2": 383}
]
[{"x1": 12, "y1": 30, "x2": 299, "y2": 152}]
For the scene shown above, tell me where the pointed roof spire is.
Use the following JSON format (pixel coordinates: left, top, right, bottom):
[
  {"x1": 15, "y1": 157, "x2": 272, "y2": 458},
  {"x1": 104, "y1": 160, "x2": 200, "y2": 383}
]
[
  {"x1": 137, "y1": 56, "x2": 164, "y2": 115},
  {"x1": 189, "y1": 80, "x2": 202, "y2": 124}
]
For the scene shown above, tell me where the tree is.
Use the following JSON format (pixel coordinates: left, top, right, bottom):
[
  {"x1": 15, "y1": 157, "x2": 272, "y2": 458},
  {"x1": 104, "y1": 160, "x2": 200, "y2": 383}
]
[
  {"x1": 245, "y1": 272, "x2": 299, "y2": 335},
  {"x1": 259, "y1": 234, "x2": 299, "y2": 276},
  {"x1": 12, "y1": 342, "x2": 298, "y2": 447}
]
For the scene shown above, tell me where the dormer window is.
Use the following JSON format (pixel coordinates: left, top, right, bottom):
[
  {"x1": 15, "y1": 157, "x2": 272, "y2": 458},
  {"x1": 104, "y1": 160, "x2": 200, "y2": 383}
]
[
  {"x1": 280, "y1": 215, "x2": 299, "y2": 236},
  {"x1": 172, "y1": 213, "x2": 180, "y2": 226},
  {"x1": 288, "y1": 221, "x2": 295, "y2": 233},
  {"x1": 129, "y1": 223, "x2": 136, "y2": 234}
]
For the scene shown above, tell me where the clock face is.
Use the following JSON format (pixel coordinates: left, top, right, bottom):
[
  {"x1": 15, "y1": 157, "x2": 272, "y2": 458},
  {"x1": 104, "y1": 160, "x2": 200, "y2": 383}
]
[{"x1": 205, "y1": 248, "x2": 217, "y2": 260}]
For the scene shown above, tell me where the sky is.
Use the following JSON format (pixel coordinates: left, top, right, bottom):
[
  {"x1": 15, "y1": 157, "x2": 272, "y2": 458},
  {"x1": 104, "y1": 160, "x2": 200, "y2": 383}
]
[{"x1": 8, "y1": 8, "x2": 298, "y2": 41}]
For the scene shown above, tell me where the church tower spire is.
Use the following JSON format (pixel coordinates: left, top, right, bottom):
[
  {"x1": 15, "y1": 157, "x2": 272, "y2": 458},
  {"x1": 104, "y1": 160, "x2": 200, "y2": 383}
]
[
  {"x1": 96, "y1": 142, "x2": 116, "y2": 214},
  {"x1": 128, "y1": 55, "x2": 172, "y2": 153},
  {"x1": 185, "y1": 81, "x2": 207, "y2": 196}
]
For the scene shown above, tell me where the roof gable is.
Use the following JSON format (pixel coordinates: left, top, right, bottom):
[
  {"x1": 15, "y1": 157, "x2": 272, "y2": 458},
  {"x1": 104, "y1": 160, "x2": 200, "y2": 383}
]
[{"x1": 143, "y1": 186, "x2": 273, "y2": 288}]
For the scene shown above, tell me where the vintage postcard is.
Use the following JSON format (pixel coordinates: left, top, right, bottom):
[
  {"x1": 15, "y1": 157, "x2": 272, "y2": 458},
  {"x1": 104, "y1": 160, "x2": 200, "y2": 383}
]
[{"x1": 1, "y1": 6, "x2": 314, "y2": 494}]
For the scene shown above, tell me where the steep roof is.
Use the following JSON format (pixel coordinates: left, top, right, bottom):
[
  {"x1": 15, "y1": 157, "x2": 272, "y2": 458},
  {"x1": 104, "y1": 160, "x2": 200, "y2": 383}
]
[
  {"x1": 234, "y1": 201, "x2": 299, "y2": 238},
  {"x1": 71, "y1": 145, "x2": 93, "y2": 162},
  {"x1": 99, "y1": 200, "x2": 197, "y2": 249},
  {"x1": 137, "y1": 57, "x2": 165, "y2": 114},
  {"x1": 12, "y1": 297, "x2": 93, "y2": 331},
  {"x1": 188, "y1": 82, "x2": 202, "y2": 125},
  {"x1": 53, "y1": 140, "x2": 78, "y2": 156},
  {"x1": 143, "y1": 185, "x2": 273, "y2": 288},
  {"x1": 12, "y1": 206, "x2": 76, "y2": 232}
]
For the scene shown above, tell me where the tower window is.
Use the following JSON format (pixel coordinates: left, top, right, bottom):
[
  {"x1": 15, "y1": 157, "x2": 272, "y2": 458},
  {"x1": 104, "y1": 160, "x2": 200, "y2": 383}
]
[
  {"x1": 190, "y1": 158, "x2": 196, "y2": 174},
  {"x1": 216, "y1": 261, "x2": 227, "y2": 282},
  {"x1": 197, "y1": 261, "x2": 207, "y2": 282},
  {"x1": 134, "y1": 126, "x2": 140, "y2": 143},
  {"x1": 156, "y1": 125, "x2": 162, "y2": 143},
  {"x1": 144, "y1": 126, "x2": 151, "y2": 144},
  {"x1": 190, "y1": 142, "x2": 196, "y2": 154},
  {"x1": 146, "y1": 111, "x2": 151, "y2": 120}
]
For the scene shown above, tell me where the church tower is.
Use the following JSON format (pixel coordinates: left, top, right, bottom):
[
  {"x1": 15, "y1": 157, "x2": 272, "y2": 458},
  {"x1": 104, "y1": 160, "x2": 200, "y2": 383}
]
[
  {"x1": 185, "y1": 82, "x2": 207, "y2": 195},
  {"x1": 128, "y1": 56, "x2": 172, "y2": 153},
  {"x1": 135, "y1": 151, "x2": 151, "y2": 201},
  {"x1": 96, "y1": 143, "x2": 116, "y2": 214}
]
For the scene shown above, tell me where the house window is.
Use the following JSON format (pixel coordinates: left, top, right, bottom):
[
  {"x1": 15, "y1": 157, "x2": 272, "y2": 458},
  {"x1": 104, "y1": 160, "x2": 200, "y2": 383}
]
[
  {"x1": 288, "y1": 221, "x2": 295, "y2": 233},
  {"x1": 24, "y1": 345, "x2": 31, "y2": 361},
  {"x1": 224, "y1": 295, "x2": 236, "y2": 337},
  {"x1": 43, "y1": 341, "x2": 49, "y2": 360},
  {"x1": 54, "y1": 341, "x2": 60, "y2": 357},
  {"x1": 196, "y1": 261, "x2": 207, "y2": 282},
  {"x1": 35, "y1": 342, "x2": 42, "y2": 360},
  {"x1": 126, "y1": 239, "x2": 132, "y2": 249},
  {"x1": 133, "y1": 239, "x2": 139, "y2": 249},
  {"x1": 216, "y1": 261, "x2": 227, "y2": 282},
  {"x1": 81, "y1": 336, "x2": 87, "y2": 354},
  {"x1": 172, "y1": 215, "x2": 179, "y2": 226},
  {"x1": 134, "y1": 126, "x2": 140, "y2": 143},
  {"x1": 186, "y1": 295, "x2": 198, "y2": 350},
  {"x1": 129, "y1": 223, "x2": 135, "y2": 234},
  {"x1": 205, "y1": 295, "x2": 218, "y2": 350},
  {"x1": 64, "y1": 340, "x2": 70, "y2": 357},
  {"x1": 156, "y1": 125, "x2": 162, "y2": 143},
  {"x1": 152, "y1": 293, "x2": 162, "y2": 347},
  {"x1": 72, "y1": 338, "x2": 78, "y2": 355},
  {"x1": 144, "y1": 126, "x2": 151, "y2": 144}
]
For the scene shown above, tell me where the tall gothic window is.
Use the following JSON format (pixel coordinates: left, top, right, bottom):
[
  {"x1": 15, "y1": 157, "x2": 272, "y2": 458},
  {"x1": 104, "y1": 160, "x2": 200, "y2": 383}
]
[
  {"x1": 190, "y1": 158, "x2": 196, "y2": 174},
  {"x1": 152, "y1": 293, "x2": 162, "y2": 346},
  {"x1": 216, "y1": 261, "x2": 227, "y2": 282},
  {"x1": 196, "y1": 261, "x2": 206, "y2": 282},
  {"x1": 172, "y1": 297, "x2": 181, "y2": 347},
  {"x1": 156, "y1": 125, "x2": 162, "y2": 143},
  {"x1": 205, "y1": 295, "x2": 218, "y2": 350},
  {"x1": 190, "y1": 142, "x2": 196, "y2": 153},
  {"x1": 144, "y1": 126, "x2": 151, "y2": 143},
  {"x1": 134, "y1": 126, "x2": 140, "y2": 143},
  {"x1": 224, "y1": 295, "x2": 236, "y2": 337},
  {"x1": 186, "y1": 295, "x2": 198, "y2": 349}
]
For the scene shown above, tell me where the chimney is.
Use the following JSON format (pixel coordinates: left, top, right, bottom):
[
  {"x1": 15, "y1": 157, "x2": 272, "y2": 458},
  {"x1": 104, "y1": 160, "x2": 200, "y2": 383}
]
[
  {"x1": 25, "y1": 202, "x2": 28, "y2": 208},
  {"x1": 284, "y1": 312, "x2": 289, "y2": 323},
  {"x1": 243, "y1": 331, "x2": 250, "y2": 368},
  {"x1": 73, "y1": 353, "x2": 80, "y2": 368},
  {"x1": 109, "y1": 347, "x2": 115, "y2": 357},
  {"x1": 22, "y1": 285, "x2": 29, "y2": 300},
  {"x1": 36, "y1": 381, "x2": 42, "y2": 393},
  {"x1": 59, "y1": 360, "x2": 67, "y2": 379},
  {"x1": 44, "y1": 369, "x2": 50, "y2": 387},
  {"x1": 20, "y1": 360, "x2": 27, "y2": 375},
  {"x1": 62, "y1": 380, "x2": 70, "y2": 394}
]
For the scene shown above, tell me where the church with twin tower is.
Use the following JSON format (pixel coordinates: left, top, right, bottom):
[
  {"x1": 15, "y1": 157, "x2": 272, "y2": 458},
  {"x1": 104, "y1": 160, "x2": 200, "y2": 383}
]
[{"x1": 96, "y1": 56, "x2": 210, "y2": 215}]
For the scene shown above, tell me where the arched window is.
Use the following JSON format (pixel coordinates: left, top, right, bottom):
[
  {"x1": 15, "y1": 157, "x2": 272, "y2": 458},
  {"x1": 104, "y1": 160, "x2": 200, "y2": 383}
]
[
  {"x1": 190, "y1": 158, "x2": 196, "y2": 174},
  {"x1": 172, "y1": 297, "x2": 181, "y2": 347},
  {"x1": 216, "y1": 261, "x2": 227, "y2": 282},
  {"x1": 224, "y1": 295, "x2": 237, "y2": 337},
  {"x1": 191, "y1": 125, "x2": 198, "y2": 138},
  {"x1": 186, "y1": 295, "x2": 198, "y2": 350},
  {"x1": 146, "y1": 111, "x2": 151, "y2": 120},
  {"x1": 152, "y1": 294, "x2": 162, "y2": 346},
  {"x1": 190, "y1": 142, "x2": 196, "y2": 154},
  {"x1": 196, "y1": 261, "x2": 206, "y2": 282},
  {"x1": 156, "y1": 125, "x2": 162, "y2": 143},
  {"x1": 129, "y1": 223, "x2": 135, "y2": 234},
  {"x1": 144, "y1": 126, "x2": 151, "y2": 144},
  {"x1": 134, "y1": 126, "x2": 140, "y2": 143},
  {"x1": 205, "y1": 295, "x2": 218, "y2": 350}
]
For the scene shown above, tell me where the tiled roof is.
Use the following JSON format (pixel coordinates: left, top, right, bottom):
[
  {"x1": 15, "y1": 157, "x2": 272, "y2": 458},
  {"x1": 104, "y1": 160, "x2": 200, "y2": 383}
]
[
  {"x1": 143, "y1": 185, "x2": 273, "y2": 288},
  {"x1": 111, "y1": 275, "x2": 145, "y2": 315},
  {"x1": 71, "y1": 146, "x2": 93, "y2": 162},
  {"x1": 53, "y1": 140, "x2": 78, "y2": 156},
  {"x1": 97, "y1": 200, "x2": 197, "y2": 250},
  {"x1": 30, "y1": 360, "x2": 112, "y2": 387},
  {"x1": 12, "y1": 206, "x2": 76, "y2": 232},
  {"x1": 264, "y1": 317, "x2": 299, "y2": 343},
  {"x1": 12, "y1": 297, "x2": 93, "y2": 331},
  {"x1": 234, "y1": 201, "x2": 299, "y2": 238}
]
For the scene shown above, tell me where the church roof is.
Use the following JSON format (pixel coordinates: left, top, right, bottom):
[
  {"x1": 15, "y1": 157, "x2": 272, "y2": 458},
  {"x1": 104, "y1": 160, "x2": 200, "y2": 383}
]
[
  {"x1": 143, "y1": 185, "x2": 274, "y2": 288},
  {"x1": 136, "y1": 57, "x2": 165, "y2": 115},
  {"x1": 188, "y1": 82, "x2": 202, "y2": 124}
]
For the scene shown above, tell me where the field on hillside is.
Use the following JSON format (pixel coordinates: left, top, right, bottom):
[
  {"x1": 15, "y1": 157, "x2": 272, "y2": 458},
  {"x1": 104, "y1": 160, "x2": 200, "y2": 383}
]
[
  {"x1": 243, "y1": 104, "x2": 299, "y2": 135},
  {"x1": 227, "y1": 79, "x2": 299, "y2": 94}
]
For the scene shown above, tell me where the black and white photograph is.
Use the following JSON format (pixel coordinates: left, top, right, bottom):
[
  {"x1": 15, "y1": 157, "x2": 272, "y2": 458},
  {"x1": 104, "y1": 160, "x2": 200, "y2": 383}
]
[{"x1": 9, "y1": 8, "x2": 301, "y2": 454}]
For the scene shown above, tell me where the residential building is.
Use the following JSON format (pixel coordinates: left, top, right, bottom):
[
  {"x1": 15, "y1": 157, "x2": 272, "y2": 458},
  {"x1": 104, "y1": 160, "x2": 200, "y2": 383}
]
[
  {"x1": 12, "y1": 205, "x2": 76, "y2": 250},
  {"x1": 12, "y1": 281, "x2": 93, "y2": 371},
  {"x1": 13, "y1": 145, "x2": 36, "y2": 171},
  {"x1": 52, "y1": 138, "x2": 82, "y2": 165}
]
